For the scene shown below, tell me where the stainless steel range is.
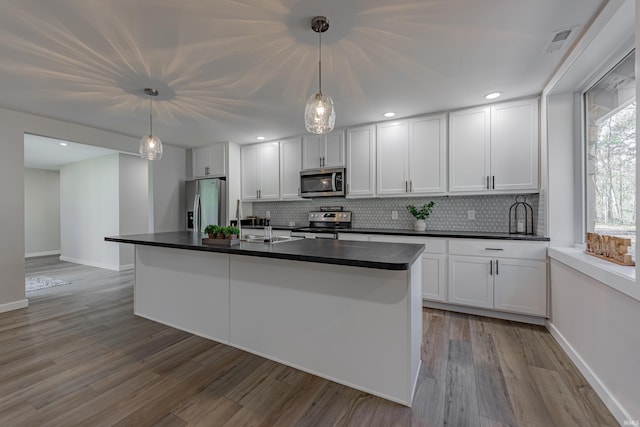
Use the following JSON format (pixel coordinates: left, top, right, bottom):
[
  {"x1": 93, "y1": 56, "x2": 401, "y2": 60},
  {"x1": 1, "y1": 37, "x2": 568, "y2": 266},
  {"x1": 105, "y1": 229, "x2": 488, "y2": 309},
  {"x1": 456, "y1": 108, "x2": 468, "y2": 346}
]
[{"x1": 291, "y1": 207, "x2": 352, "y2": 239}]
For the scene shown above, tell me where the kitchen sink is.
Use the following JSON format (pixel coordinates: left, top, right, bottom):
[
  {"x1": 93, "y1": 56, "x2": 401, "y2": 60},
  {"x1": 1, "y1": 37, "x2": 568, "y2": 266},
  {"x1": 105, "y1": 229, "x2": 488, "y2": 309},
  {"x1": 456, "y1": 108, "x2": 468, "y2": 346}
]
[{"x1": 242, "y1": 235, "x2": 303, "y2": 244}]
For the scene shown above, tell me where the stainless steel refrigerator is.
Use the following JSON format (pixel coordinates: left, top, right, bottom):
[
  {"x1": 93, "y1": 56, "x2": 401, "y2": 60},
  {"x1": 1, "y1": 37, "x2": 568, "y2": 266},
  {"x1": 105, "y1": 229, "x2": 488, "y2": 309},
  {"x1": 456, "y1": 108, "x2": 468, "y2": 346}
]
[{"x1": 185, "y1": 178, "x2": 227, "y2": 232}]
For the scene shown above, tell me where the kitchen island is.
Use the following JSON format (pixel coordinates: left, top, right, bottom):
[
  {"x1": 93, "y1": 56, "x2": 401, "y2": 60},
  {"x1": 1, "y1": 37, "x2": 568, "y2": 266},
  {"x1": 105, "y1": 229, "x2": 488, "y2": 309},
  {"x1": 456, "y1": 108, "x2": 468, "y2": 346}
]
[{"x1": 106, "y1": 231, "x2": 424, "y2": 406}]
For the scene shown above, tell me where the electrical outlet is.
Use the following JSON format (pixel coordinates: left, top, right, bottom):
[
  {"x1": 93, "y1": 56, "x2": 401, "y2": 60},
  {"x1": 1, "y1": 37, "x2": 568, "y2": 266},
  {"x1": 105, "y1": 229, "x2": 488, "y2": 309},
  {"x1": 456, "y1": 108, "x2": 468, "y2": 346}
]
[
  {"x1": 265, "y1": 211, "x2": 270, "y2": 218},
  {"x1": 391, "y1": 210, "x2": 398, "y2": 220},
  {"x1": 467, "y1": 210, "x2": 475, "y2": 220}
]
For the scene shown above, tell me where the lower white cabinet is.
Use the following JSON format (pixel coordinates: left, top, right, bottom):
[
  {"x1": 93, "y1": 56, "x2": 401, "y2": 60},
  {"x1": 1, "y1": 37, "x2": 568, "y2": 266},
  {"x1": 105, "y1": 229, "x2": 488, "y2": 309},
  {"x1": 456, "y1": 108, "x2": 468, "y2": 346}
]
[
  {"x1": 449, "y1": 255, "x2": 493, "y2": 308},
  {"x1": 345, "y1": 234, "x2": 447, "y2": 302},
  {"x1": 448, "y1": 239, "x2": 547, "y2": 316},
  {"x1": 493, "y1": 258, "x2": 547, "y2": 316}
]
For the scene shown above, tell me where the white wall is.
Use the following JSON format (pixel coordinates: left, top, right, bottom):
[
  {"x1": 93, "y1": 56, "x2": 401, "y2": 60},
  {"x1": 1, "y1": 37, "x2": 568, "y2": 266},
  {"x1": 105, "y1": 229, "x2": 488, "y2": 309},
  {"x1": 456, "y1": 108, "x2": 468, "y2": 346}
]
[
  {"x1": 148, "y1": 144, "x2": 186, "y2": 232},
  {"x1": 0, "y1": 105, "x2": 186, "y2": 313},
  {"x1": 60, "y1": 154, "x2": 120, "y2": 270},
  {"x1": 548, "y1": 260, "x2": 640, "y2": 421},
  {"x1": 119, "y1": 153, "x2": 149, "y2": 266},
  {"x1": 24, "y1": 168, "x2": 60, "y2": 257},
  {"x1": 546, "y1": 93, "x2": 577, "y2": 247}
]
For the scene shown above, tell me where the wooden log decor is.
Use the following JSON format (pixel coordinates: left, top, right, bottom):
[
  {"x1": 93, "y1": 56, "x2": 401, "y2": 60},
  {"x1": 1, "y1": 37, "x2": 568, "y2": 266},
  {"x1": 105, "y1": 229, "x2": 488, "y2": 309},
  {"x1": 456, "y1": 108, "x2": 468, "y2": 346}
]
[{"x1": 585, "y1": 232, "x2": 635, "y2": 266}]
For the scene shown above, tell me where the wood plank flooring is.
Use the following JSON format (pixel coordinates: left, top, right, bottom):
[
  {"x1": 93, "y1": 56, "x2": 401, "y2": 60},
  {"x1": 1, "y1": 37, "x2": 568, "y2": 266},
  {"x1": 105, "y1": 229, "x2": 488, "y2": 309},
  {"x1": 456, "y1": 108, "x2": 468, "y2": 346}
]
[{"x1": 0, "y1": 255, "x2": 617, "y2": 426}]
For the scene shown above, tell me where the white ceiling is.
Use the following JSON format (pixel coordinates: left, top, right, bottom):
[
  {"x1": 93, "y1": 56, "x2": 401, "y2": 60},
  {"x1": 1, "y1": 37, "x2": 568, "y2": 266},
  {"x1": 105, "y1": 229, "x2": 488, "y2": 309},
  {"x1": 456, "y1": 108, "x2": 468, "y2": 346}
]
[
  {"x1": 24, "y1": 134, "x2": 118, "y2": 170},
  {"x1": 1, "y1": 0, "x2": 605, "y2": 149}
]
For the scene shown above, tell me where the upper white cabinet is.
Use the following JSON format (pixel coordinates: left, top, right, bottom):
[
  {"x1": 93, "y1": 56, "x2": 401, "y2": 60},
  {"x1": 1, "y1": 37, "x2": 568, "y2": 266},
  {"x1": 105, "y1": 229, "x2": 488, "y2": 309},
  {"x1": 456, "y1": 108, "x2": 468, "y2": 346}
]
[
  {"x1": 302, "y1": 131, "x2": 345, "y2": 169},
  {"x1": 241, "y1": 142, "x2": 280, "y2": 201},
  {"x1": 449, "y1": 98, "x2": 539, "y2": 193},
  {"x1": 193, "y1": 143, "x2": 226, "y2": 179},
  {"x1": 376, "y1": 113, "x2": 447, "y2": 196},
  {"x1": 346, "y1": 125, "x2": 376, "y2": 198},
  {"x1": 280, "y1": 137, "x2": 303, "y2": 200}
]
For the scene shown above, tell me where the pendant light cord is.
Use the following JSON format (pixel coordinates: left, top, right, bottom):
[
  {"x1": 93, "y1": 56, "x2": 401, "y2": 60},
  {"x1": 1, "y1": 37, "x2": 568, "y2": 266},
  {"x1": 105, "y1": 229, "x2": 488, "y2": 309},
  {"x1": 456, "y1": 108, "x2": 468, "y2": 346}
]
[
  {"x1": 318, "y1": 30, "x2": 322, "y2": 94},
  {"x1": 149, "y1": 96, "x2": 153, "y2": 136}
]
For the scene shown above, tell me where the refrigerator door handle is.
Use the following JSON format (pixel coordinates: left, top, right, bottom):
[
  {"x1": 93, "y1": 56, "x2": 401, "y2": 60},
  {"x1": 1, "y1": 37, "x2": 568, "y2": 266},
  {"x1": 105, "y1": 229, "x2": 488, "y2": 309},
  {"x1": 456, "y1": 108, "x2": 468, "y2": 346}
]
[{"x1": 193, "y1": 194, "x2": 201, "y2": 232}]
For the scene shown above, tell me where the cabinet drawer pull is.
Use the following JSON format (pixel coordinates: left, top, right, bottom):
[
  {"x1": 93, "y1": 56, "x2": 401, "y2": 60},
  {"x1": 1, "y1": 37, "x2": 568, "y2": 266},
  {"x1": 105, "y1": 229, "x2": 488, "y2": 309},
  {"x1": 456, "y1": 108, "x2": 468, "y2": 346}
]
[{"x1": 484, "y1": 248, "x2": 504, "y2": 251}]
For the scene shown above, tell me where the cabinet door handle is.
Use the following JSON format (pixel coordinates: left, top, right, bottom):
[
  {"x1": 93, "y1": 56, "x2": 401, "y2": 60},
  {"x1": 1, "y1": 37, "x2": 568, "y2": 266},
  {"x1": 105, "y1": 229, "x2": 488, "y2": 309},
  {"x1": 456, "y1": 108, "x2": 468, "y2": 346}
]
[
  {"x1": 409, "y1": 180, "x2": 413, "y2": 192},
  {"x1": 492, "y1": 175, "x2": 495, "y2": 189},
  {"x1": 486, "y1": 175, "x2": 490, "y2": 190},
  {"x1": 496, "y1": 259, "x2": 499, "y2": 275},
  {"x1": 346, "y1": 183, "x2": 349, "y2": 194},
  {"x1": 489, "y1": 260, "x2": 493, "y2": 275},
  {"x1": 405, "y1": 181, "x2": 408, "y2": 192},
  {"x1": 484, "y1": 248, "x2": 504, "y2": 251},
  {"x1": 259, "y1": 189, "x2": 261, "y2": 199},
  {"x1": 256, "y1": 190, "x2": 259, "y2": 199}
]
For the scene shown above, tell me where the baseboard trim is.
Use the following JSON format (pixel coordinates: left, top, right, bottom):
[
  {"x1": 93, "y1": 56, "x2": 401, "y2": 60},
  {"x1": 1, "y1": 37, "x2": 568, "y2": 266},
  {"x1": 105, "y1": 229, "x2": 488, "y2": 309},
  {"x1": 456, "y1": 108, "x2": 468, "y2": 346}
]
[
  {"x1": 25, "y1": 250, "x2": 61, "y2": 258},
  {"x1": 546, "y1": 321, "x2": 632, "y2": 424},
  {"x1": 119, "y1": 264, "x2": 134, "y2": 272},
  {"x1": 0, "y1": 299, "x2": 28, "y2": 314},
  {"x1": 59, "y1": 256, "x2": 121, "y2": 271},
  {"x1": 422, "y1": 300, "x2": 546, "y2": 325}
]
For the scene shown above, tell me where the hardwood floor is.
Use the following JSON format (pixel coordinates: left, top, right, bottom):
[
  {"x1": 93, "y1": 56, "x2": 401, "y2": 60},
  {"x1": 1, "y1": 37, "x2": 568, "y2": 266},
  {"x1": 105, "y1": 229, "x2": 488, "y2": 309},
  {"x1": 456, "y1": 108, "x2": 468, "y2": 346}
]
[{"x1": 0, "y1": 255, "x2": 616, "y2": 426}]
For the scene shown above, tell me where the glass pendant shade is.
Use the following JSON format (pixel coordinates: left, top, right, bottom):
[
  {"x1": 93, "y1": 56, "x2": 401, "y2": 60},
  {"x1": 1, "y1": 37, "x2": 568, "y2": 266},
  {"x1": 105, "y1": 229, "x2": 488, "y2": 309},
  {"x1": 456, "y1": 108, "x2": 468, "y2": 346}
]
[
  {"x1": 139, "y1": 134, "x2": 163, "y2": 160},
  {"x1": 304, "y1": 92, "x2": 335, "y2": 134},
  {"x1": 139, "y1": 87, "x2": 163, "y2": 160}
]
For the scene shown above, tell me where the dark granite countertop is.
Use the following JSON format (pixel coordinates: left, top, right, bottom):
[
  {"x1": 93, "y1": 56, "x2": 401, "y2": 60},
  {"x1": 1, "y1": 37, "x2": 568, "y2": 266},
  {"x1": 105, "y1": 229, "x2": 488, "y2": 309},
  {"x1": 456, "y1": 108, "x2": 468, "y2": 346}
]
[
  {"x1": 105, "y1": 231, "x2": 424, "y2": 271},
  {"x1": 242, "y1": 226, "x2": 550, "y2": 242}
]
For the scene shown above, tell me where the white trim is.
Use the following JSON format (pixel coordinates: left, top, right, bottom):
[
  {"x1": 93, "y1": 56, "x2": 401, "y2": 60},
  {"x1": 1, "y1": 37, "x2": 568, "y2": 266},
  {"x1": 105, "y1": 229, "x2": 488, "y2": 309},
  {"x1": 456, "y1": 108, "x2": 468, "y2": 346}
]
[
  {"x1": 0, "y1": 299, "x2": 28, "y2": 314},
  {"x1": 59, "y1": 255, "x2": 123, "y2": 271},
  {"x1": 25, "y1": 250, "x2": 61, "y2": 258},
  {"x1": 548, "y1": 247, "x2": 639, "y2": 302},
  {"x1": 546, "y1": 321, "x2": 632, "y2": 424},
  {"x1": 422, "y1": 300, "x2": 546, "y2": 325}
]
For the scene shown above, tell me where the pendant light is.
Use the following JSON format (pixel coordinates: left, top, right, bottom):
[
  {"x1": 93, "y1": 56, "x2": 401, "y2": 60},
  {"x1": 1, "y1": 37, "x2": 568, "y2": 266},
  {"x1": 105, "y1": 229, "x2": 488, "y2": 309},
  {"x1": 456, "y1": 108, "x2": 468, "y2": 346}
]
[
  {"x1": 139, "y1": 88, "x2": 163, "y2": 160},
  {"x1": 304, "y1": 16, "x2": 335, "y2": 134}
]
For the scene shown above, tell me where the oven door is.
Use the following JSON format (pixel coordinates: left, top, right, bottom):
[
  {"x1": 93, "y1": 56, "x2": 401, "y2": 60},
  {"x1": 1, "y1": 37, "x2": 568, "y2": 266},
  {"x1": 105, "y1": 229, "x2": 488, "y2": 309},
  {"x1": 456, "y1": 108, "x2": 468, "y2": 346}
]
[{"x1": 299, "y1": 168, "x2": 345, "y2": 198}]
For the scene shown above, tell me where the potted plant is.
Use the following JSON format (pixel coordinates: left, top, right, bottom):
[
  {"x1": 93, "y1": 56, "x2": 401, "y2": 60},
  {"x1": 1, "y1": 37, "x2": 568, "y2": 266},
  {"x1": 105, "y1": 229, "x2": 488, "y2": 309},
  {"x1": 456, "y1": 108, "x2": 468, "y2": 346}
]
[
  {"x1": 204, "y1": 224, "x2": 220, "y2": 238},
  {"x1": 406, "y1": 202, "x2": 435, "y2": 231},
  {"x1": 227, "y1": 226, "x2": 240, "y2": 240},
  {"x1": 217, "y1": 226, "x2": 228, "y2": 239}
]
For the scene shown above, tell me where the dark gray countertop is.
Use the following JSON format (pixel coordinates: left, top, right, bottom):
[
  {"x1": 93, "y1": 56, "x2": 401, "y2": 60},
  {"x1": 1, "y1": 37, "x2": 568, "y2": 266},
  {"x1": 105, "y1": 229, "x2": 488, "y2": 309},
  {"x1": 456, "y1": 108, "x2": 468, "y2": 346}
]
[
  {"x1": 105, "y1": 231, "x2": 424, "y2": 271},
  {"x1": 242, "y1": 226, "x2": 550, "y2": 242}
]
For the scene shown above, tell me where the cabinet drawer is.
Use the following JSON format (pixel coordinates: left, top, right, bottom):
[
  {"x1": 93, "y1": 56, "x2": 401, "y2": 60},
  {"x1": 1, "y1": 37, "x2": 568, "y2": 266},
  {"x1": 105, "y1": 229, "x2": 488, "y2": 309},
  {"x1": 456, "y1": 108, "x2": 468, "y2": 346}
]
[
  {"x1": 368, "y1": 235, "x2": 446, "y2": 254},
  {"x1": 448, "y1": 239, "x2": 547, "y2": 260}
]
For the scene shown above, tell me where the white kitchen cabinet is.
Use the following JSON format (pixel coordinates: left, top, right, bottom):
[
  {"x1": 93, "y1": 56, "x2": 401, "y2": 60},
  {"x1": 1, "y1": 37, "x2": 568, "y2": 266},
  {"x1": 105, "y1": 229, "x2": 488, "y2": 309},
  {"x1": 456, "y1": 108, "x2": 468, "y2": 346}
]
[
  {"x1": 193, "y1": 143, "x2": 226, "y2": 179},
  {"x1": 449, "y1": 255, "x2": 494, "y2": 308},
  {"x1": 241, "y1": 142, "x2": 280, "y2": 201},
  {"x1": 346, "y1": 125, "x2": 375, "y2": 198},
  {"x1": 448, "y1": 239, "x2": 547, "y2": 316},
  {"x1": 362, "y1": 234, "x2": 448, "y2": 302},
  {"x1": 302, "y1": 131, "x2": 345, "y2": 169},
  {"x1": 493, "y1": 258, "x2": 547, "y2": 316},
  {"x1": 490, "y1": 99, "x2": 539, "y2": 192},
  {"x1": 280, "y1": 137, "x2": 302, "y2": 200},
  {"x1": 376, "y1": 114, "x2": 447, "y2": 196},
  {"x1": 449, "y1": 98, "x2": 538, "y2": 193}
]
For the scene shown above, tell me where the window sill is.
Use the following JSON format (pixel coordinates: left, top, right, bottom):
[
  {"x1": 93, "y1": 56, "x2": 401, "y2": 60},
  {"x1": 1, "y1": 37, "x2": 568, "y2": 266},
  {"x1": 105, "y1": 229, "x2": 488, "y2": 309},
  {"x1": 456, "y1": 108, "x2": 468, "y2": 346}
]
[{"x1": 548, "y1": 246, "x2": 639, "y2": 302}]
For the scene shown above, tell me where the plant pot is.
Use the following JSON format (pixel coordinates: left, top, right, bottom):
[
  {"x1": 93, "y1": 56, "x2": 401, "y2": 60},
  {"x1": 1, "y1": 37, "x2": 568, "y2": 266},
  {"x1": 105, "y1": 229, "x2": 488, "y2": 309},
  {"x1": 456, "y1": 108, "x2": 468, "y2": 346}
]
[
  {"x1": 228, "y1": 234, "x2": 239, "y2": 240},
  {"x1": 216, "y1": 233, "x2": 225, "y2": 239},
  {"x1": 208, "y1": 233, "x2": 215, "y2": 239},
  {"x1": 414, "y1": 219, "x2": 426, "y2": 231}
]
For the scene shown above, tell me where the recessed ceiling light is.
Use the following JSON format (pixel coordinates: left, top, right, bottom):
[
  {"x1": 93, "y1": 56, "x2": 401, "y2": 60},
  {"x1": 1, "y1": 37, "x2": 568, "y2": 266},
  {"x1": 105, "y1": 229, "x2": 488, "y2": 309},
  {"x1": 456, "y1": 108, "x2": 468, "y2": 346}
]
[
  {"x1": 59, "y1": 142, "x2": 67, "y2": 146},
  {"x1": 484, "y1": 92, "x2": 502, "y2": 100},
  {"x1": 383, "y1": 112, "x2": 396, "y2": 118},
  {"x1": 256, "y1": 136, "x2": 265, "y2": 140}
]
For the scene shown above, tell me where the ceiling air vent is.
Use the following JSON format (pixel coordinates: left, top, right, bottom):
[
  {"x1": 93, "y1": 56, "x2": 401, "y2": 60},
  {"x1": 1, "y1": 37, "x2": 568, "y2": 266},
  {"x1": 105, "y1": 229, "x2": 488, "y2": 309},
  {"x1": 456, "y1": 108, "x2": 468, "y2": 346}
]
[{"x1": 546, "y1": 27, "x2": 577, "y2": 53}]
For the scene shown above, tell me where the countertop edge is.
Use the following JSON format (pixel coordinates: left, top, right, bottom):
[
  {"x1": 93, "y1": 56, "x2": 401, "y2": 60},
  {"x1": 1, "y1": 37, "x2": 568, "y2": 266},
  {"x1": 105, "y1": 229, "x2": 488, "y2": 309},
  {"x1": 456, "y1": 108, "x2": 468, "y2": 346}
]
[{"x1": 105, "y1": 235, "x2": 422, "y2": 271}]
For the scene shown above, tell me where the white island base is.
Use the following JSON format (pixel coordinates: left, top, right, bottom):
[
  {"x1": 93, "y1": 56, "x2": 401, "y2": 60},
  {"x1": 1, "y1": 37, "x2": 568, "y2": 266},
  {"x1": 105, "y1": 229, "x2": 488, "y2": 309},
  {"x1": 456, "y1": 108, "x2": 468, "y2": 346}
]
[{"x1": 134, "y1": 245, "x2": 422, "y2": 406}]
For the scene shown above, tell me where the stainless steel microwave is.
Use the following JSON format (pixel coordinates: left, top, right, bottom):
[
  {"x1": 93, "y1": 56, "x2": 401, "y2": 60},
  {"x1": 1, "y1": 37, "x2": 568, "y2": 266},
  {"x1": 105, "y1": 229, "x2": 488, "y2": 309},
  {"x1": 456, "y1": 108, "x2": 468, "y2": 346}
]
[{"x1": 299, "y1": 167, "x2": 345, "y2": 198}]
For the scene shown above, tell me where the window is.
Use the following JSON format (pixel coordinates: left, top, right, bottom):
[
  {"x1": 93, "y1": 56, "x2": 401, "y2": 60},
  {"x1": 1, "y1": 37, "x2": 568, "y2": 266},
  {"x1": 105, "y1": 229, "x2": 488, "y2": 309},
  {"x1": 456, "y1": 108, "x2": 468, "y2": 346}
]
[{"x1": 584, "y1": 51, "x2": 636, "y2": 251}]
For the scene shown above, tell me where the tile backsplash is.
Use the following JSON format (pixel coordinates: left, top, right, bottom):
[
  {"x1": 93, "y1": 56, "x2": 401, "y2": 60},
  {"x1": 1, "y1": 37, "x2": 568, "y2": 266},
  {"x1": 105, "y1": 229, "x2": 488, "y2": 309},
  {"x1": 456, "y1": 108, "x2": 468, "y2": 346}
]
[{"x1": 250, "y1": 194, "x2": 542, "y2": 235}]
